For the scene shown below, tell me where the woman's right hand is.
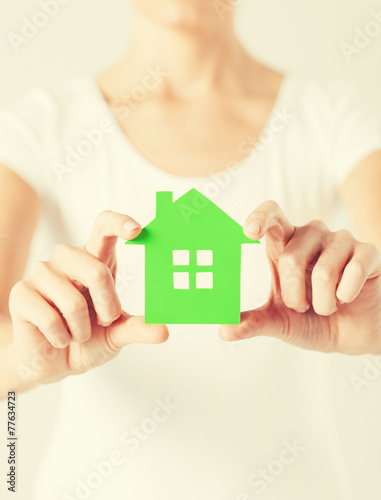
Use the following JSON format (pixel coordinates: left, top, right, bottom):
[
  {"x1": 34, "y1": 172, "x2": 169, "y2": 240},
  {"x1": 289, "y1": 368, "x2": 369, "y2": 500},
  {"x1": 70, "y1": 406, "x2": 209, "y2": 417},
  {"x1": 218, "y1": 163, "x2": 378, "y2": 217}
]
[{"x1": 8, "y1": 210, "x2": 169, "y2": 386}]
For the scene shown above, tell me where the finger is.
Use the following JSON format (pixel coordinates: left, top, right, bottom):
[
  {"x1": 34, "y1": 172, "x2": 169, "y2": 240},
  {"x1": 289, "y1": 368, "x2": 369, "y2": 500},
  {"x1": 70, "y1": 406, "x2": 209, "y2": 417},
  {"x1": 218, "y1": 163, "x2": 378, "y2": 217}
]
[
  {"x1": 336, "y1": 242, "x2": 381, "y2": 303},
  {"x1": 220, "y1": 303, "x2": 334, "y2": 353},
  {"x1": 9, "y1": 281, "x2": 71, "y2": 349},
  {"x1": 219, "y1": 304, "x2": 282, "y2": 342},
  {"x1": 278, "y1": 226, "x2": 323, "y2": 312},
  {"x1": 29, "y1": 261, "x2": 92, "y2": 343},
  {"x1": 105, "y1": 314, "x2": 169, "y2": 351},
  {"x1": 243, "y1": 200, "x2": 294, "y2": 243},
  {"x1": 51, "y1": 244, "x2": 122, "y2": 327},
  {"x1": 85, "y1": 210, "x2": 142, "y2": 261},
  {"x1": 311, "y1": 230, "x2": 355, "y2": 315}
]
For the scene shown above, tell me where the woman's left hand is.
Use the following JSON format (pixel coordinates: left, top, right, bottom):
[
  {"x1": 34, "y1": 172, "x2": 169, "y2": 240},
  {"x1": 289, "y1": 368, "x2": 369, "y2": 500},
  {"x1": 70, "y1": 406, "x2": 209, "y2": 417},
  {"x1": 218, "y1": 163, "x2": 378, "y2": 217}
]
[{"x1": 220, "y1": 201, "x2": 381, "y2": 355}]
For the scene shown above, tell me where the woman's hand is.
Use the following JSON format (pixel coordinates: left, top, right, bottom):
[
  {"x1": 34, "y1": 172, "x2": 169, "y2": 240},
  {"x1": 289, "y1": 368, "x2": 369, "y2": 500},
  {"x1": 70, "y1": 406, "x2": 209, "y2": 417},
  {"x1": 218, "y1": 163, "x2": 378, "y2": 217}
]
[
  {"x1": 220, "y1": 201, "x2": 381, "y2": 355},
  {"x1": 8, "y1": 211, "x2": 169, "y2": 386}
]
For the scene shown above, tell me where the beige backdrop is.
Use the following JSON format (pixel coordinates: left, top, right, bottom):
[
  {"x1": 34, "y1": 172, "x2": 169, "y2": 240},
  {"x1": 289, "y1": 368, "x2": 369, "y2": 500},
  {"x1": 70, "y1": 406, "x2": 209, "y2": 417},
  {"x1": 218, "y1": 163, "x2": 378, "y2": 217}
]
[{"x1": 0, "y1": 0, "x2": 380, "y2": 113}]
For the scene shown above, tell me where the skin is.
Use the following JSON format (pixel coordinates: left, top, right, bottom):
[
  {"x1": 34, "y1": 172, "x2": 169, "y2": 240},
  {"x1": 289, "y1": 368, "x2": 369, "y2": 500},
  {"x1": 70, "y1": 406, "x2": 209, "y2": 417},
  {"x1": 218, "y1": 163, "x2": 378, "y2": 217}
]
[{"x1": 1, "y1": 0, "x2": 381, "y2": 399}]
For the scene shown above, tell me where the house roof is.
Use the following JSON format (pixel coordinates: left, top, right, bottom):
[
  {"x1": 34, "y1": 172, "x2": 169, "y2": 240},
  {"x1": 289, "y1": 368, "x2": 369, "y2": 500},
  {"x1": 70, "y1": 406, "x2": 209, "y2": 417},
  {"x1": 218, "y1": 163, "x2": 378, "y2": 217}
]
[{"x1": 126, "y1": 188, "x2": 260, "y2": 247}]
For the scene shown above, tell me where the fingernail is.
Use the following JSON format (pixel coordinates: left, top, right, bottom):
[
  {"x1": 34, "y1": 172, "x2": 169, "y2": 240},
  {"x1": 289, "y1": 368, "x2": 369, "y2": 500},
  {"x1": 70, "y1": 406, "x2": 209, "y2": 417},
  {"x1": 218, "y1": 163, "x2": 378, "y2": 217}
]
[
  {"x1": 246, "y1": 222, "x2": 261, "y2": 235},
  {"x1": 124, "y1": 221, "x2": 140, "y2": 232}
]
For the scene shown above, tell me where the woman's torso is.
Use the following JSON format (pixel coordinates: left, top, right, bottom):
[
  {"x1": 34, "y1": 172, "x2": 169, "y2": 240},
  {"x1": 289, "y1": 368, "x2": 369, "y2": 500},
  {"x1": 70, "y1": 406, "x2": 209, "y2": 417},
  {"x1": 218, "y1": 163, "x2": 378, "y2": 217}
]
[{"x1": 2, "y1": 74, "x2": 380, "y2": 499}]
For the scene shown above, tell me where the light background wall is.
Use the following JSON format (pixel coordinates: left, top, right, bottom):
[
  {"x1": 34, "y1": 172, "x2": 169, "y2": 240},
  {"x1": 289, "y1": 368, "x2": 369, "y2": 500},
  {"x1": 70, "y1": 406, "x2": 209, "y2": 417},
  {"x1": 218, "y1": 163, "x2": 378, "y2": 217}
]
[{"x1": 0, "y1": 0, "x2": 380, "y2": 113}]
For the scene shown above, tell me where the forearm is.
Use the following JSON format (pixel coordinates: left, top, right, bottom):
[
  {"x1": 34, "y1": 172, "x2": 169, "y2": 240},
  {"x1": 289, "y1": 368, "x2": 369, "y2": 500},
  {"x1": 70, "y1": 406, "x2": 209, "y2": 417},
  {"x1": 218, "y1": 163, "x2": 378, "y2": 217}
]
[{"x1": 0, "y1": 315, "x2": 37, "y2": 400}]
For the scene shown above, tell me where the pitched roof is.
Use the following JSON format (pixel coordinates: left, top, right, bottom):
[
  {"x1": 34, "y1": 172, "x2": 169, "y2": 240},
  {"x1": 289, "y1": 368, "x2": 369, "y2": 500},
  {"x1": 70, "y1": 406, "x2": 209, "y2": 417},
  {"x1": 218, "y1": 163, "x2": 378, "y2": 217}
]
[{"x1": 126, "y1": 189, "x2": 259, "y2": 246}]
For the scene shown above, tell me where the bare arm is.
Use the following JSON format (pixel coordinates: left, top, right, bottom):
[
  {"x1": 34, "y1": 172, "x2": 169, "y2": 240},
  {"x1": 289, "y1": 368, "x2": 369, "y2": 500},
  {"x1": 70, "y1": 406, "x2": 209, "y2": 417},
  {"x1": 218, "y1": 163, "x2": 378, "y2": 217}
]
[
  {"x1": 0, "y1": 165, "x2": 41, "y2": 394},
  {"x1": 339, "y1": 150, "x2": 381, "y2": 250}
]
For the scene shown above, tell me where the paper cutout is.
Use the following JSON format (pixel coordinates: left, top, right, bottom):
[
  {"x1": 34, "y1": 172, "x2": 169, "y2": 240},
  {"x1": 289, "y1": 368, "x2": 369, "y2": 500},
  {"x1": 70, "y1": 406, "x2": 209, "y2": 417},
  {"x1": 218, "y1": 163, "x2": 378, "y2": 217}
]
[{"x1": 125, "y1": 189, "x2": 260, "y2": 324}]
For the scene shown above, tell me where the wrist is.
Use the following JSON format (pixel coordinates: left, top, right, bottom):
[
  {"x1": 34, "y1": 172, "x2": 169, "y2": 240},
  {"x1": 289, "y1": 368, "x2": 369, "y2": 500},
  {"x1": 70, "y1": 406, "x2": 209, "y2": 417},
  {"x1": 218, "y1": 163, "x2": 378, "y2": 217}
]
[{"x1": 0, "y1": 343, "x2": 38, "y2": 399}]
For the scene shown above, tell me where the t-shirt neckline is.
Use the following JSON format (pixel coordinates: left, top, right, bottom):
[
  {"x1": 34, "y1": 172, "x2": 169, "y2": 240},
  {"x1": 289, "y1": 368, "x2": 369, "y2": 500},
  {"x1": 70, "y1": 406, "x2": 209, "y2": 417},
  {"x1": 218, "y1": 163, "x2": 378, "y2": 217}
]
[{"x1": 86, "y1": 72, "x2": 293, "y2": 184}]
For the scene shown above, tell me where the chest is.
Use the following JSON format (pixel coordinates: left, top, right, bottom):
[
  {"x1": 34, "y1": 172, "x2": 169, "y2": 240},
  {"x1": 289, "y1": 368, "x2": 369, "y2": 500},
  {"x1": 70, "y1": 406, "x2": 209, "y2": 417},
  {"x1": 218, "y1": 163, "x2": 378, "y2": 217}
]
[{"x1": 112, "y1": 97, "x2": 276, "y2": 177}]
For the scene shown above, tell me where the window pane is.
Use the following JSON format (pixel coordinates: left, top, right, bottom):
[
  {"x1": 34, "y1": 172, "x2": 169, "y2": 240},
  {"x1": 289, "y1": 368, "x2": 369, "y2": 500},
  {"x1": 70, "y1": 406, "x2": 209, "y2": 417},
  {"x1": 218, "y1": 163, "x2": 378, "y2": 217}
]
[
  {"x1": 173, "y1": 250, "x2": 189, "y2": 266},
  {"x1": 173, "y1": 272, "x2": 189, "y2": 289},
  {"x1": 196, "y1": 272, "x2": 213, "y2": 289},
  {"x1": 197, "y1": 250, "x2": 213, "y2": 266}
]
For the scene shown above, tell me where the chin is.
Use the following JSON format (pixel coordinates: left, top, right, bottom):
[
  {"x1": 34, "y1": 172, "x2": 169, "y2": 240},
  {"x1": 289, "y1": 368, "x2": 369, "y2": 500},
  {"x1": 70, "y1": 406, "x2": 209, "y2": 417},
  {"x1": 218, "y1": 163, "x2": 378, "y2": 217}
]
[{"x1": 132, "y1": 0, "x2": 221, "y2": 30}]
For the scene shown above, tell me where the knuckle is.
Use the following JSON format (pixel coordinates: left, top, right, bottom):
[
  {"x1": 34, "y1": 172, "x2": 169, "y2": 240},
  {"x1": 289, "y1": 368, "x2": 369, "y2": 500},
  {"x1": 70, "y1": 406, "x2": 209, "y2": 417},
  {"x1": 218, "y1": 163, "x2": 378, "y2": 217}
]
[
  {"x1": 319, "y1": 246, "x2": 337, "y2": 262},
  {"x1": 266, "y1": 200, "x2": 281, "y2": 212},
  {"x1": 89, "y1": 263, "x2": 112, "y2": 283},
  {"x1": 10, "y1": 280, "x2": 27, "y2": 299},
  {"x1": 253, "y1": 200, "x2": 283, "y2": 220},
  {"x1": 29, "y1": 260, "x2": 48, "y2": 278},
  {"x1": 335, "y1": 228, "x2": 353, "y2": 241},
  {"x1": 348, "y1": 260, "x2": 366, "y2": 279},
  {"x1": 51, "y1": 243, "x2": 71, "y2": 261},
  {"x1": 308, "y1": 219, "x2": 328, "y2": 232},
  {"x1": 9, "y1": 281, "x2": 29, "y2": 310},
  {"x1": 65, "y1": 296, "x2": 88, "y2": 316},
  {"x1": 40, "y1": 311, "x2": 61, "y2": 332},
  {"x1": 313, "y1": 264, "x2": 335, "y2": 283},
  {"x1": 364, "y1": 242, "x2": 379, "y2": 259},
  {"x1": 278, "y1": 252, "x2": 300, "y2": 272},
  {"x1": 95, "y1": 210, "x2": 113, "y2": 226}
]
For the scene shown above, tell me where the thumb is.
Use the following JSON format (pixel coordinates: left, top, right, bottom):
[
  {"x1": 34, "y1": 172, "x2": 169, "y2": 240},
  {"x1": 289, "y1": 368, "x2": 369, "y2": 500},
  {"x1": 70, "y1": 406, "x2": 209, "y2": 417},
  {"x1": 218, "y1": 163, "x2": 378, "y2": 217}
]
[
  {"x1": 106, "y1": 313, "x2": 169, "y2": 350},
  {"x1": 219, "y1": 301, "x2": 284, "y2": 342}
]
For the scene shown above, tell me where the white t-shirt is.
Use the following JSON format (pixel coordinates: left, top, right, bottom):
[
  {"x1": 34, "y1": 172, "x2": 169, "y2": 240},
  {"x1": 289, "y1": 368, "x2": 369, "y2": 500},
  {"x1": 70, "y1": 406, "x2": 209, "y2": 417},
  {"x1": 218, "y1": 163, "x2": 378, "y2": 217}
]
[{"x1": 0, "y1": 75, "x2": 381, "y2": 500}]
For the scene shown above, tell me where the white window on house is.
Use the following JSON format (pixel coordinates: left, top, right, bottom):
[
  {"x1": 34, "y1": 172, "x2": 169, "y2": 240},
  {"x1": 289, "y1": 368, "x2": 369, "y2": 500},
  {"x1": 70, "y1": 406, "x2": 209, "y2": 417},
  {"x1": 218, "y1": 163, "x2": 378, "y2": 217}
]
[
  {"x1": 196, "y1": 272, "x2": 213, "y2": 289},
  {"x1": 197, "y1": 250, "x2": 213, "y2": 266},
  {"x1": 173, "y1": 250, "x2": 189, "y2": 266},
  {"x1": 172, "y1": 250, "x2": 214, "y2": 289},
  {"x1": 173, "y1": 272, "x2": 189, "y2": 289}
]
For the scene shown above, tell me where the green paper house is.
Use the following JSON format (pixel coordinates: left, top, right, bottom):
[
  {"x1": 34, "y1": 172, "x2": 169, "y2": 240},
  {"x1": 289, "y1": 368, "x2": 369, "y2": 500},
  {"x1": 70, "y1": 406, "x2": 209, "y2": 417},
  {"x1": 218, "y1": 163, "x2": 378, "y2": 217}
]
[{"x1": 125, "y1": 189, "x2": 259, "y2": 324}]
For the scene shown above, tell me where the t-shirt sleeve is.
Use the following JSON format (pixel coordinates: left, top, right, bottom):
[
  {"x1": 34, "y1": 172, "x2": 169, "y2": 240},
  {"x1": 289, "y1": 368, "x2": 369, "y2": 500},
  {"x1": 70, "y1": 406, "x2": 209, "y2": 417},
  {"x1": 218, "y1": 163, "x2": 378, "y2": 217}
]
[
  {"x1": 329, "y1": 81, "x2": 381, "y2": 187},
  {"x1": 0, "y1": 87, "x2": 50, "y2": 197}
]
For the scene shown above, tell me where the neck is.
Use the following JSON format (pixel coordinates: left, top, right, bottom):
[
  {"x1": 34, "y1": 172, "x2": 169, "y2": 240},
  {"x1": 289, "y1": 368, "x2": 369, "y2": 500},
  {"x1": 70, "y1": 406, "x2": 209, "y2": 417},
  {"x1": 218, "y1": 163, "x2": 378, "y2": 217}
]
[{"x1": 109, "y1": 10, "x2": 253, "y2": 100}]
